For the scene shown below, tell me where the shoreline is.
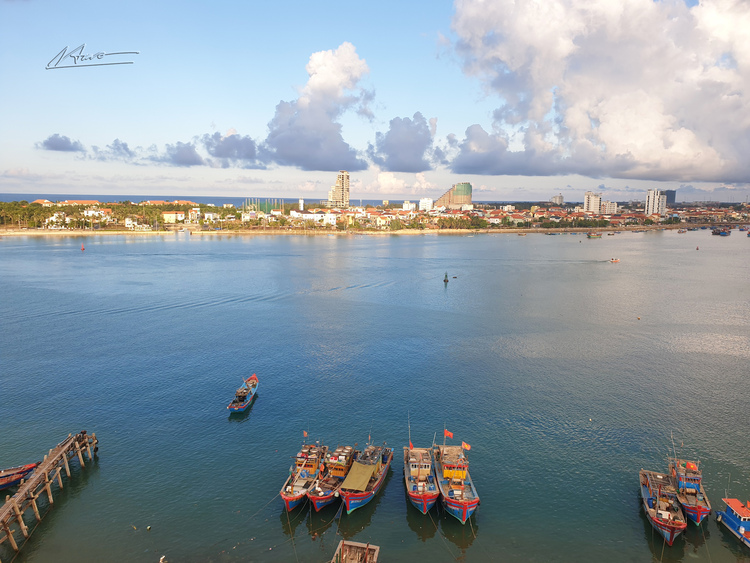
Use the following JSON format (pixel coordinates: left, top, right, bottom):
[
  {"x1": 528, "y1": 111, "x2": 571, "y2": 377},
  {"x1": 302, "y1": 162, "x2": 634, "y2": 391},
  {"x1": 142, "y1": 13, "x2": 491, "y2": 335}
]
[{"x1": 0, "y1": 224, "x2": 726, "y2": 238}]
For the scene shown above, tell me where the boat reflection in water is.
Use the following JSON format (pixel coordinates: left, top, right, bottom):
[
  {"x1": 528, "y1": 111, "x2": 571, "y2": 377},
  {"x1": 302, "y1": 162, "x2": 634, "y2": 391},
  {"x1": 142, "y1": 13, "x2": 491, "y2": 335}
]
[
  {"x1": 437, "y1": 506, "x2": 479, "y2": 554},
  {"x1": 226, "y1": 396, "x2": 257, "y2": 423},
  {"x1": 337, "y1": 470, "x2": 393, "y2": 540},
  {"x1": 405, "y1": 490, "x2": 437, "y2": 542},
  {"x1": 279, "y1": 504, "x2": 307, "y2": 540}
]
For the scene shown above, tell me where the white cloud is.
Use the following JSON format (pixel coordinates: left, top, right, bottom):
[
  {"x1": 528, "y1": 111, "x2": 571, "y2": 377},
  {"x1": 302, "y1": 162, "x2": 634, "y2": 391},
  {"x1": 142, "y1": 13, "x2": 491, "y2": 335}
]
[
  {"x1": 450, "y1": 0, "x2": 750, "y2": 182},
  {"x1": 265, "y1": 42, "x2": 370, "y2": 171}
]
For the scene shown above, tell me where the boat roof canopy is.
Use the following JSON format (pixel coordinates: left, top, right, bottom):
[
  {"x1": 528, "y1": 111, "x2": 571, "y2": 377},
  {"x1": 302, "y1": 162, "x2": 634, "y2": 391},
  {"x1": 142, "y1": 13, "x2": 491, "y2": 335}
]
[
  {"x1": 341, "y1": 462, "x2": 376, "y2": 492},
  {"x1": 724, "y1": 498, "x2": 750, "y2": 518}
]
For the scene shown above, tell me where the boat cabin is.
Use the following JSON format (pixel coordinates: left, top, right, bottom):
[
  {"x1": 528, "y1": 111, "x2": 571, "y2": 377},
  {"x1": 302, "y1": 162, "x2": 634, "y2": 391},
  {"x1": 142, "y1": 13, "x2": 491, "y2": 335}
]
[
  {"x1": 295, "y1": 444, "x2": 322, "y2": 476},
  {"x1": 326, "y1": 446, "x2": 355, "y2": 478},
  {"x1": 408, "y1": 449, "x2": 432, "y2": 482},
  {"x1": 724, "y1": 498, "x2": 750, "y2": 522},
  {"x1": 437, "y1": 445, "x2": 468, "y2": 480},
  {"x1": 358, "y1": 445, "x2": 384, "y2": 473},
  {"x1": 671, "y1": 458, "x2": 702, "y2": 492}
]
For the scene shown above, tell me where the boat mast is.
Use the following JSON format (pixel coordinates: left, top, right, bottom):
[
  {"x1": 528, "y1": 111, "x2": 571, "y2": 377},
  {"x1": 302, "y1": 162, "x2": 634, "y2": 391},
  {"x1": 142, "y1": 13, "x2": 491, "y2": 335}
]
[{"x1": 670, "y1": 431, "x2": 681, "y2": 493}]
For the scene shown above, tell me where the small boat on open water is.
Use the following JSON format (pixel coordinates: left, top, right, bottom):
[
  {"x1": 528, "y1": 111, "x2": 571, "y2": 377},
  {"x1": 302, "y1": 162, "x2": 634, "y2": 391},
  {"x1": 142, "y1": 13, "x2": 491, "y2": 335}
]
[
  {"x1": 340, "y1": 442, "x2": 393, "y2": 514},
  {"x1": 587, "y1": 232, "x2": 602, "y2": 238},
  {"x1": 717, "y1": 498, "x2": 750, "y2": 549},
  {"x1": 403, "y1": 446, "x2": 439, "y2": 514},
  {"x1": 668, "y1": 457, "x2": 711, "y2": 525},
  {"x1": 610, "y1": 258, "x2": 620, "y2": 263},
  {"x1": 280, "y1": 442, "x2": 328, "y2": 511},
  {"x1": 0, "y1": 463, "x2": 39, "y2": 490},
  {"x1": 307, "y1": 445, "x2": 359, "y2": 512},
  {"x1": 227, "y1": 374, "x2": 258, "y2": 412},
  {"x1": 433, "y1": 437, "x2": 479, "y2": 524},
  {"x1": 330, "y1": 540, "x2": 380, "y2": 563},
  {"x1": 639, "y1": 469, "x2": 688, "y2": 545}
]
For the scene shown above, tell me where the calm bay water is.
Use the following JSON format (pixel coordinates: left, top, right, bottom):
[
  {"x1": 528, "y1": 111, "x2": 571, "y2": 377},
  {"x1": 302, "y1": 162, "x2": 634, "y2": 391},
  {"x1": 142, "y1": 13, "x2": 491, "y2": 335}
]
[{"x1": 1, "y1": 230, "x2": 749, "y2": 562}]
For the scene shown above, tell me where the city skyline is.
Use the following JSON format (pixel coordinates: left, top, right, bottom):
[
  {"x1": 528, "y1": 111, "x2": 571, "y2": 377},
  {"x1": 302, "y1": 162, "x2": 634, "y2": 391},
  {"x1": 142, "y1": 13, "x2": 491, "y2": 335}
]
[{"x1": 2, "y1": 0, "x2": 750, "y2": 203}]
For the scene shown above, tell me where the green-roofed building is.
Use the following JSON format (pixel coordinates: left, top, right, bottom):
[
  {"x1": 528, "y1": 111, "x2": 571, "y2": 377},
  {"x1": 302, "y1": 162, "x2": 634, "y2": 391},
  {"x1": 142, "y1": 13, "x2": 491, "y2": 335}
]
[{"x1": 435, "y1": 182, "x2": 472, "y2": 209}]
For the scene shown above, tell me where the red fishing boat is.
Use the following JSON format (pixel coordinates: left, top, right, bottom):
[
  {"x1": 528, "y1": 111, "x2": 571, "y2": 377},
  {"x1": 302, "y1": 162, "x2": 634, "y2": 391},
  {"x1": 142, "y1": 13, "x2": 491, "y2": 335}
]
[{"x1": 0, "y1": 462, "x2": 39, "y2": 490}]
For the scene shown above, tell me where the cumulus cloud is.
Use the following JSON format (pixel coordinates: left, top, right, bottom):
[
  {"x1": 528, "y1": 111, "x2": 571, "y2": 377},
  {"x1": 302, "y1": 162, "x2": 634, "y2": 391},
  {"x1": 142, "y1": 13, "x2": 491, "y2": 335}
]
[
  {"x1": 450, "y1": 0, "x2": 750, "y2": 182},
  {"x1": 368, "y1": 112, "x2": 436, "y2": 172},
  {"x1": 264, "y1": 42, "x2": 369, "y2": 171},
  {"x1": 362, "y1": 171, "x2": 440, "y2": 196},
  {"x1": 158, "y1": 141, "x2": 205, "y2": 167},
  {"x1": 37, "y1": 134, "x2": 85, "y2": 152},
  {"x1": 91, "y1": 139, "x2": 137, "y2": 161},
  {"x1": 202, "y1": 130, "x2": 265, "y2": 168}
]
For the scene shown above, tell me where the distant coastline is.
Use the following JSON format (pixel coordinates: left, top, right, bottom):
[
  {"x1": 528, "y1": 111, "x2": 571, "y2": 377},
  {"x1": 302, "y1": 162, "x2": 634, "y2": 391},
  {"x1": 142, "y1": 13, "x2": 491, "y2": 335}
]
[{"x1": 0, "y1": 224, "x2": 717, "y2": 237}]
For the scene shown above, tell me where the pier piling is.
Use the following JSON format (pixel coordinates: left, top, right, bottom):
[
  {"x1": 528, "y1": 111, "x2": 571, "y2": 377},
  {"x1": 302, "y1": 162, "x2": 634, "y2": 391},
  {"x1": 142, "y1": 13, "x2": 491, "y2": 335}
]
[{"x1": 0, "y1": 431, "x2": 98, "y2": 562}]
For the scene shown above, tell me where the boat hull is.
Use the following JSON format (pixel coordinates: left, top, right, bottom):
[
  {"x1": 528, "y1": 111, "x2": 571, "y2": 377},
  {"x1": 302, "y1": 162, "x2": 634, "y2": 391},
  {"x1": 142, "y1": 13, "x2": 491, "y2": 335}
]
[
  {"x1": 717, "y1": 510, "x2": 750, "y2": 549},
  {"x1": 0, "y1": 463, "x2": 38, "y2": 491},
  {"x1": 682, "y1": 503, "x2": 711, "y2": 525},
  {"x1": 407, "y1": 490, "x2": 440, "y2": 514},
  {"x1": 639, "y1": 471, "x2": 687, "y2": 546},
  {"x1": 227, "y1": 393, "x2": 256, "y2": 412},
  {"x1": 340, "y1": 450, "x2": 392, "y2": 514},
  {"x1": 441, "y1": 495, "x2": 480, "y2": 524},
  {"x1": 308, "y1": 490, "x2": 337, "y2": 512},
  {"x1": 280, "y1": 490, "x2": 306, "y2": 511}
]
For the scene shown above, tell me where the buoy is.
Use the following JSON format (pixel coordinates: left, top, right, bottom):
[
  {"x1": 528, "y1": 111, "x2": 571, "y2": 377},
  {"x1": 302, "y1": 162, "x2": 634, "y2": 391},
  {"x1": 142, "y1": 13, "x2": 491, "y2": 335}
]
[
  {"x1": 147, "y1": 526, "x2": 151, "y2": 531},
  {"x1": 81, "y1": 243, "x2": 85, "y2": 252},
  {"x1": 637, "y1": 317, "x2": 641, "y2": 320},
  {"x1": 696, "y1": 246, "x2": 699, "y2": 250}
]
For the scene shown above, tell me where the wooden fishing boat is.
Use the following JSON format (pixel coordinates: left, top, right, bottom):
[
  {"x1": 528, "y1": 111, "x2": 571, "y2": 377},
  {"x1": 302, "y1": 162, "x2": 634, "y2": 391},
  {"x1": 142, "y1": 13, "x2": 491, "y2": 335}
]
[
  {"x1": 587, "y1": 232, "x2": 602, "y2": 238},
  {"x1": 340, "y1": 443, "x2": 393, "y2": 514},
  {"x1": 403, "y1": 446, "x2": 439, "y2": 514},
  {"x1": 330, "y1": 540, "x2": 380, "y2": 563},
  {"x1": 0, "y1": 462, "x2": 39, "y2": 491},
  {"x1": 609, "y1": 258, "x2": 620, "y2": 263},
  {"x1": 716, "y1": 498, "x2": 750, "y2": 549},
  {"x1": 307, "y1": 445, "x2": 359, "y2": 512},
  {"x1": 226, "y1": 374, "x2": 258, "y2": 412},
  {"x1": 433, "y1": 442, "x2": 479, "y2": 524},
  {"x1": 668, "y1": 457, "x2": 711, "y2": 525},
  {"x1": 280, "y1": 443, "x2": 328, "y2": 511},
  {"x1": 639, "y1": 469, "x2": 688, "y2": 545}
]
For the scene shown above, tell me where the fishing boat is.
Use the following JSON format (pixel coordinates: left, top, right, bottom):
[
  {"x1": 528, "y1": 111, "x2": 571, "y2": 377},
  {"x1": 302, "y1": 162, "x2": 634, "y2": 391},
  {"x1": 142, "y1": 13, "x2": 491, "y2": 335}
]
[
  {"x1": 403, "y1": 446, "x2": 439, "y2": 514},
  {"x1": 226, "y1": 374, "x2": 258, "y2": 412},
  {"x1": 668, "y1": 458, "x2": 711, "y2": 525},
  {"x1": 433, "y1": 439, "x2": 479, "y2": 524},
  {"x1": 716, "y1": 498, "x2": 750, "y2": 549},
  {"x1": 280, "y1": 442, "x2": 328, "y2": 511},
  {"x1": 0, "y1": 462, "x2": 39, "y2": 491},
  {"x1": 639, "y1": 469, "x2": 688, "y2": 545},
  {"x1": 330, "y1": 540, "x2": 380, "y2": 563},
  {"x1": 339, "y1": 443, "x2": 393, "y2": 514},
  {"x1": 678, "y1": 229, "x2": 687, "y2": 233},
  {"x1": 609, "y1": 258, "x2": 620, "y2": 263},
  {"x1": 587, "y1": 232, "x2": 602, "y2": 238},
  {"x1": 307, "y1": 445, "x2": 359, "y2": 512}
]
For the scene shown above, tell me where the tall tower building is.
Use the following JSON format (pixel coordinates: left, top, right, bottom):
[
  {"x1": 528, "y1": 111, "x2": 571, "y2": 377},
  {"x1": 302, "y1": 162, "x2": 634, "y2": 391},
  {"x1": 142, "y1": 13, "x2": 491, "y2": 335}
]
[
  {"x1": 435, "y1": 182, "x2": 472, "y2": 209},
  {"x1": 583, "y1": 191, "x2": 602, "y2": 214},
  {"x1": 327, "y1": 171, "x2": 350, "y2": 208},
  {"x1": 645, "y1": 189, "x2": 666, "y2": 215}
]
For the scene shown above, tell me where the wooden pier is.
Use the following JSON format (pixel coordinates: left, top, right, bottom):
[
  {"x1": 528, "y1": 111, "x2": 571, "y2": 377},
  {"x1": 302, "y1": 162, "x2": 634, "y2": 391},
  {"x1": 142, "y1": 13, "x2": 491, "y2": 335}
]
[{"x1": 0, "y1": 431, "x2": 98, "y2": 562}]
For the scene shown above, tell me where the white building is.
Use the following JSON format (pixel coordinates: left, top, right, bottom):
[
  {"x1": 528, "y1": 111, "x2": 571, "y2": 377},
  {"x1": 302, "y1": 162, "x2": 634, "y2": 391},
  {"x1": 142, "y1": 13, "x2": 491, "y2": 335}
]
[
  {"x1": 583, "y1": 192, "x2": 602, "y2": 214},
  {"x1": 645, "y1": 189, "x2": 666, "y2": 215},
  {"x1": 419, "y1": 198, "x2": 433, "y2": 212},
  {"x1": 327, "y1": 170, "x2": 350, "y2": 208},
  {"x1": 551, "y1": 194, "x2": 564, "y2": 205},
  {"x1": 402, "y1": 200, "x2": 416, "y2": 211},
  {"x1": 601, "y1": 201, "x2": 618, "y2": 214}
]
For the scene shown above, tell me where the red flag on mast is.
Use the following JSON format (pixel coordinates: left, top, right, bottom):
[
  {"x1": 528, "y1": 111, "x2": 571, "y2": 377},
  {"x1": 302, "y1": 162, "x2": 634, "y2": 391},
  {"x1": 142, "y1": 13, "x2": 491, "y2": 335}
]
[
  {"x1": 462, "y1": 441, "x2": 471, "y2": 451},
  {"x1": 409, "y1": 441, "x2": 413, "y2": 450},
  {"x1": 444, "y1": 429, "x2": 453, "y2": 439},
  {"x1": 303, "y1": 430, "x2": 308, "y2": 438}
]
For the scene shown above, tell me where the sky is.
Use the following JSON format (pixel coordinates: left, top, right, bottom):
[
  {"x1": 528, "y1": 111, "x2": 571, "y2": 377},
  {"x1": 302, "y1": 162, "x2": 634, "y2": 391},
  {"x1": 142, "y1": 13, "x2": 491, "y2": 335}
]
[{"x1": 1, "y1": 0, "x2": 750, "y2": 203}]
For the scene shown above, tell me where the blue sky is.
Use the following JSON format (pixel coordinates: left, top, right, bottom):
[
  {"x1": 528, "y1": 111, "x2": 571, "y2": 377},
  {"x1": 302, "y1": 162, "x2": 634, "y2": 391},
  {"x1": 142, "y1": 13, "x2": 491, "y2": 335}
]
[{"x1": 1, "y1": 0, "x2": 749, "y2": 203}]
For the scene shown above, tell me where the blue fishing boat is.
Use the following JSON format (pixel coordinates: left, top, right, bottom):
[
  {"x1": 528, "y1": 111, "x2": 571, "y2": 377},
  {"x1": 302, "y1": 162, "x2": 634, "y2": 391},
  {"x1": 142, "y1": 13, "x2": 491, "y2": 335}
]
[
  {"x1": 0, "y1": 462, "x2": 39, "y2": 491},
  {"x1": 433, "y1": 436, "x2": 479, "y2": 524},
  {"x1": 668, "y1": 457, "x2": 711, "y2": 525},
  {"x1": 280, "y1": 442, "x2": 328, "y2": 511},
  {"x1": 403, "y1": 446, "x2": 439, "y2": 514},
  {"x1": 717, "y1": 498, "x2": 750, "y2": 549},
  {"x1": 339, "y1": 443, "x2": 393, "y2": 514},
  {"x1": 639, "y1": 469, "x2": 687, "y2": 545},
  {"x1": 307, "y1": 445, "x2": 358, "y2": 512},
  {"x1": 226, "y1": 374, "x2": 258, "y2": 412}
]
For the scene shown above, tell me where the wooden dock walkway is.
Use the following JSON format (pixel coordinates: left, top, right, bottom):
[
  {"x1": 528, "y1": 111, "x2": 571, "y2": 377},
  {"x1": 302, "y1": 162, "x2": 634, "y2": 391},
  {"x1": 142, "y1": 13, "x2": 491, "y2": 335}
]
[{"x1": 0, "y1": 431, "x2": 98, "y2": 562}]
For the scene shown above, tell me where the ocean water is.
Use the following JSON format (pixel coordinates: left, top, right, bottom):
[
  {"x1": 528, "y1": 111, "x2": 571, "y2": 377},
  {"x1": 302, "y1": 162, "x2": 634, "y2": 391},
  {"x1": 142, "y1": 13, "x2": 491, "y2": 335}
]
[{"x1": 1, "y1": 230, "x2": 749, "y2": 562}]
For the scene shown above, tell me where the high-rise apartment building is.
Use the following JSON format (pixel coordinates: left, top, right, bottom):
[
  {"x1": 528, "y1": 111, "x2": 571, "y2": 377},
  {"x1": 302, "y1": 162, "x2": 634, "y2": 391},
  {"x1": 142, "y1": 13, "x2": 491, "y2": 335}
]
[
  {"x1": 551, "y1": 194, "x2": 564, "y2": 205},
  {"x1": 601, "y1": 201, "x2": 618, "y2": 214},
  {"x1": 583, "y1": 191, "x2": 602, "y2": 214},
  {"x1": 645, "y1": 189, "x2": 666, "y2": 215},
  {"x1": 327, "y1": 171, "x2": 350, "y2": 208},
  {"x1": 435, "y1": 182, "x2": 472, "y2": 209},
  {"x1": 419, "y1": 198, "x2": 433, "y2": 212}
]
